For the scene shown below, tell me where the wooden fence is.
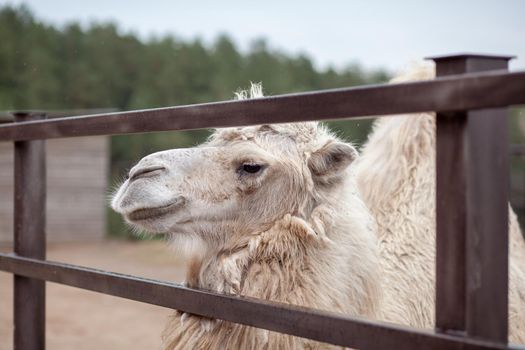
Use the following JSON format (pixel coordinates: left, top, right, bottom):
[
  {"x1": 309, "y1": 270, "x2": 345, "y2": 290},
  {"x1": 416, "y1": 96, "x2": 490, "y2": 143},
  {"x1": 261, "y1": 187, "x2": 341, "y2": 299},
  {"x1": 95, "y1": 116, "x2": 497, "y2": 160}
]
[{"x1": 1, "y1": 53, "x2": 525, "y2": 349}]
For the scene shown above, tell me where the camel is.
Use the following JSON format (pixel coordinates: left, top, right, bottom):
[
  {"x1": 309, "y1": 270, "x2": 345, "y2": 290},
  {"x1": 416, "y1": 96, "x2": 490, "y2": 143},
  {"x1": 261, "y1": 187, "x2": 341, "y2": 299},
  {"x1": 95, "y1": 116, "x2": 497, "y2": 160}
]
[
  {"x1": 353, "y1": 64, "x2": 525, "y2": 344},
  {"x1": 111, "y1": 73, "x2": 525, "y2": 348},
  {"x1": 111, "y1": 86, "x2": 381, "y2": 349}
]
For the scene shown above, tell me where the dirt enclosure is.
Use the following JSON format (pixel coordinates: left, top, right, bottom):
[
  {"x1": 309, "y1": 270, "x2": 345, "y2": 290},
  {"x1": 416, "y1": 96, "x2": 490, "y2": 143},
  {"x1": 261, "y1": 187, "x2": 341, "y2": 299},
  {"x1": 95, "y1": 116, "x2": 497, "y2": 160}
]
[{"x1": 0, "y1": 240, "x2": 187, "y2": 350}]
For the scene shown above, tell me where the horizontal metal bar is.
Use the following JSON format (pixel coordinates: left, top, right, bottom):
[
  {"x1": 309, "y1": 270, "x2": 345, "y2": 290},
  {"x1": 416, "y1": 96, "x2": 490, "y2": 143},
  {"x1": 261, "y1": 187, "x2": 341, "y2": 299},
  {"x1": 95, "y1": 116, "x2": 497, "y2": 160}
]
[
  {"x1": 0, "y1": 254, "x2": 522, "y2": 350},
  {"x1": 0, "y1": 108, "x2": 117, "y2": 122},
  {"x1": 1, "y1": 70, "x2": 524, "y2": 141}
]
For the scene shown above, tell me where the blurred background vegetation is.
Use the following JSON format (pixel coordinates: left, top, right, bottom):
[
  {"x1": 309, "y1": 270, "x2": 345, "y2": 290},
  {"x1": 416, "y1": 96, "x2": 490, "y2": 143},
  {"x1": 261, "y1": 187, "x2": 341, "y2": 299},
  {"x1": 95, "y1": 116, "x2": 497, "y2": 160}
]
[{"x1": 1, "y1": 4, "x2": 524, "y2": 238}]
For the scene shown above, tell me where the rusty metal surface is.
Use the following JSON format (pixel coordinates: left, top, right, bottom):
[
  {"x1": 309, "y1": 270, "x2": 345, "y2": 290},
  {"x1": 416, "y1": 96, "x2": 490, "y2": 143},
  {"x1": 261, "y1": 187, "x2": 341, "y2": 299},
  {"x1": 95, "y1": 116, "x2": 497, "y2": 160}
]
[
  {"x1": 0, "y1": 253, "x2": 523, "y2": 350},
  {"x1": 13, "y1": 112, "x2": 47, "y2": 350},
  {"x1": 0, "y1": 70, "x2": 524, "y2": 142},
  {"x1": 433, "y1": 55, "x2": 511, "y2": 342}
]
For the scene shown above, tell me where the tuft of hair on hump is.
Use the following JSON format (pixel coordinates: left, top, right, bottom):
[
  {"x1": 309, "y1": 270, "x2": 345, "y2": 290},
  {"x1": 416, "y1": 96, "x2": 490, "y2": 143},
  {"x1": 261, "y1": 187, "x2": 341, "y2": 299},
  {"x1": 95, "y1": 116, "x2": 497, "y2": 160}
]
[
  {"x1": 390, "y1": 62, "x2": 435, "y2": 83},
  {"x1": 234, "y1": 82, "x2": 264, "y2": 100}
]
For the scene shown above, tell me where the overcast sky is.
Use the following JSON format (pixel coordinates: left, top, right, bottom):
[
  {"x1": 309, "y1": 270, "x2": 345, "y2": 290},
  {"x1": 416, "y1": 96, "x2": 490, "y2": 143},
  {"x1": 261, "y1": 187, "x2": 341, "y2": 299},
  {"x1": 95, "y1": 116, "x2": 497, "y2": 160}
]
[{"x1": 3, "y1": 0, "x2": 525, "y2": 73}]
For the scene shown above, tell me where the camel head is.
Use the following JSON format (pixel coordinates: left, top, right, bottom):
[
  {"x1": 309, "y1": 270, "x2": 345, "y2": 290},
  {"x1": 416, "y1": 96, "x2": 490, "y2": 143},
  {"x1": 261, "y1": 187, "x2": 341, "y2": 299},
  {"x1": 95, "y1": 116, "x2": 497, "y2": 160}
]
[{"x1": 111, "y1": 121, "x2": 358, "y2": 245}]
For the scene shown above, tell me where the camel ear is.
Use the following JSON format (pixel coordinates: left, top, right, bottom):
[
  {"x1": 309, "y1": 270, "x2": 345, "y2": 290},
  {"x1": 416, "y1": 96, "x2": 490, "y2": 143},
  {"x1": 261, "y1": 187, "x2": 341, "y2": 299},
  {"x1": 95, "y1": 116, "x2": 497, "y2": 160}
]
[{"x1": 308, "y1": 141, "x2": 358, "y2": 182}]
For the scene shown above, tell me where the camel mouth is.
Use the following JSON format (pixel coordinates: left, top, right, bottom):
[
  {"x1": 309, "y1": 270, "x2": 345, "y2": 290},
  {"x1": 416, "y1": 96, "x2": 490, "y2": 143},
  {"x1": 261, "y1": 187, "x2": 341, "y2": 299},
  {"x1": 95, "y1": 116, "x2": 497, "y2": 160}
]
[{"x1": 126, "y1": 198, "x2": 186, "y2": 222}]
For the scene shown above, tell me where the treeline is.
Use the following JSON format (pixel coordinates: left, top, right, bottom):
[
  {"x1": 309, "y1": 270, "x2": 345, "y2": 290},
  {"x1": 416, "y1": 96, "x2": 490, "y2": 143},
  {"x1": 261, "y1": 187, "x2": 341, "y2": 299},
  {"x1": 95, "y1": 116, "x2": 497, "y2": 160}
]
[{"x1": 0, "y1": 5, "x2": 389, "y2": 111}]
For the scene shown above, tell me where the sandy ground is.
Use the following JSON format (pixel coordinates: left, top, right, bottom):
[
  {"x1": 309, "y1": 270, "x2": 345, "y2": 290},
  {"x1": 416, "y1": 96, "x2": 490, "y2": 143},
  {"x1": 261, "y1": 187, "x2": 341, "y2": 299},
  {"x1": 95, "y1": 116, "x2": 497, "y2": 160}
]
[{"x1": 0, "y1": 240, "x2": 187, "y2": 350}]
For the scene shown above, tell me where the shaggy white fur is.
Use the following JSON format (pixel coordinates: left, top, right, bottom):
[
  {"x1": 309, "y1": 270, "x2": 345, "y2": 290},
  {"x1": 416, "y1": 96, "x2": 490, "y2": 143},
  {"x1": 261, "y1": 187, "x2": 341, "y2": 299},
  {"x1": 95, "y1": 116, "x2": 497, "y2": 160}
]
[
  {"x1": 354, "y1": 64, "x2": 525, "y2": 343},
  {"x1": 158, "y1": 122, "x2": 381, "y2": 349}
]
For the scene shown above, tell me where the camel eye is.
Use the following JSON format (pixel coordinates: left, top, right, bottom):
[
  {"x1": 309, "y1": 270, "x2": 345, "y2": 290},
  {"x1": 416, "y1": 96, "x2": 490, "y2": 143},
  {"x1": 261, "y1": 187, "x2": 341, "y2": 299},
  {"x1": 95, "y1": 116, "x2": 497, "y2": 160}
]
[{"x1": 241, "y1": 164, "x2": 262, "y2": 174}]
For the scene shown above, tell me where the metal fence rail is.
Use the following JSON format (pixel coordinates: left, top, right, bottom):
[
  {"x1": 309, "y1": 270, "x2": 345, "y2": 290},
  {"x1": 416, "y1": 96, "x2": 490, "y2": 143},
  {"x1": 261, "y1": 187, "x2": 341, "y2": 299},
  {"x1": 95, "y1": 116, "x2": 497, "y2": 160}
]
[
  {"x1": 0, "y1": 69, "x2": 524, "y2": 142},
  {"x1": 0, "y1": 254, "x2": 517, "y2": 350},
  {"x1": 1, "y1": 53, "x2": 525, "y2": 350}
]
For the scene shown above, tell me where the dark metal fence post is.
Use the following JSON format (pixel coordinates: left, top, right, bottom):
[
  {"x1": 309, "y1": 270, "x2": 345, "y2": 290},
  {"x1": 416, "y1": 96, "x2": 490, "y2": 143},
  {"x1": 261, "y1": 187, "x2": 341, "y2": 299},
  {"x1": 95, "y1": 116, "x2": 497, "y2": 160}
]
[
  {"x1": 431, "y1": 54, "x2": 512, "y2": 342},
  {"x1": 13, "y1": 111, "x2": 47, "y2": 350}
]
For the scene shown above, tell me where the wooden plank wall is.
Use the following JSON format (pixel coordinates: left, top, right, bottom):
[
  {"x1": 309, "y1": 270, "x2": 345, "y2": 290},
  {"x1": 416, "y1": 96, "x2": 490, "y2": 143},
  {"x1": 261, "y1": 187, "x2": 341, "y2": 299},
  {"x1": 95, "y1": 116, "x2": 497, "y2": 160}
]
[{"x1": 0, "y1": 136, "x2": 108, "y2": 244}]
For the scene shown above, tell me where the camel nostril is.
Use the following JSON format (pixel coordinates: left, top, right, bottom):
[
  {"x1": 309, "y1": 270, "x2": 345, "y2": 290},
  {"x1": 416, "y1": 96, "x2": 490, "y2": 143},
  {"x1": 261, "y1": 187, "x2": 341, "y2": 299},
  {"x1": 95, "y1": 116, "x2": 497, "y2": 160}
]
[{"x1": 128, "y1": 166, "x2": 166, "y2": 181}]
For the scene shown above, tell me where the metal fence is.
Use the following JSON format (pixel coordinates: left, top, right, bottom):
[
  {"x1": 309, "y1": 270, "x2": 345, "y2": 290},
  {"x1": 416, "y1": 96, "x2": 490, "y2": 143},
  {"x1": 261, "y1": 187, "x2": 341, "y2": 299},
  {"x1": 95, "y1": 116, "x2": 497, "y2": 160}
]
[{"x1": 1, "y1": 53, "x2": 525, "y2": 350}]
